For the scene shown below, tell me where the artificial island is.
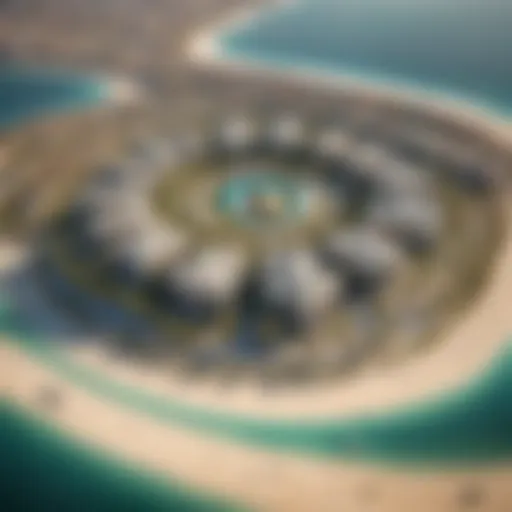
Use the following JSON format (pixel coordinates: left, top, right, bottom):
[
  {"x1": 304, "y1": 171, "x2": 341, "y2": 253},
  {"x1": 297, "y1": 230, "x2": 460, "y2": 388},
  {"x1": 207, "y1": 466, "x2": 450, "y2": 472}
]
[
  {"x1": 1, "y1": 1, "x2": 511, "y2": 511},
  {"x1": 37, "y1": 111, "x2": 504, "y2": 384}
]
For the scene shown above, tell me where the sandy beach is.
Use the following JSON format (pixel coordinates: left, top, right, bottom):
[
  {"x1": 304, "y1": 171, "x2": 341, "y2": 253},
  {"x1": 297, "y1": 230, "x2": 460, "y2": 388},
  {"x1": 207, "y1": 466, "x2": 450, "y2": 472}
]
[{"x1": 4, "y1": 346, "x2": 512, "y2": 512}]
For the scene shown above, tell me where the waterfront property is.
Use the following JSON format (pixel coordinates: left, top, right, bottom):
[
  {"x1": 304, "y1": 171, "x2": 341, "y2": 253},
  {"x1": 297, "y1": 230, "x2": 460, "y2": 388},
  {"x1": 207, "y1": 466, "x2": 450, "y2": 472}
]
[
  {"x1": 0, "y1": 2, "x2": 511, "y2": 510},
  {"x1": 37, "y1": 110, "x2": 505, "y2": 383}
]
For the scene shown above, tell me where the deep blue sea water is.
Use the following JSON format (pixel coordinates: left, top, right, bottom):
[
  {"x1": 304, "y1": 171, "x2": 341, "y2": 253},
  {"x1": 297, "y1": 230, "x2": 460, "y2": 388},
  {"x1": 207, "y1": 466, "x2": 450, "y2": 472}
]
[{"x1": 222, "y1": 0, "x2": 512, "y2": 117}]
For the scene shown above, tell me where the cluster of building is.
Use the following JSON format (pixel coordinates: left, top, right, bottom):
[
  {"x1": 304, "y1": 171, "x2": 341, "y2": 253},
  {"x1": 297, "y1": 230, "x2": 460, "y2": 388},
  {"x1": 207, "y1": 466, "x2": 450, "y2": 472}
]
[
  {"x1": 40, "y1": 111, "x2": 479, "y2": 374},
  {"x1": 0, "y1": 0, "x2": 504, "y2": 381}
]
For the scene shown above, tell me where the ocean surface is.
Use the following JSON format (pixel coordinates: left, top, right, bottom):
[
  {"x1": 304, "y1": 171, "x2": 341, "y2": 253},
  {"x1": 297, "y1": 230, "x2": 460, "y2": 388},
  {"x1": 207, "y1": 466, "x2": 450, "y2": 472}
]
[
  {"x1": 221, "y1": 0, "x2": 512, "y2": 117},
  {"x1": 0, "y1": 65, "x2": 108, "y2": 130}
]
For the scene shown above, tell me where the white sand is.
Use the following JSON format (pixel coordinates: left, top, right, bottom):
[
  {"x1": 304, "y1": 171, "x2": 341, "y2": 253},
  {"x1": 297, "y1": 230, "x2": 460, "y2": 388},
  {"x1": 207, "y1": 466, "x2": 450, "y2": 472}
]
[{"x1": 188, "y1": 0, "x2": 296, "y2": 63}]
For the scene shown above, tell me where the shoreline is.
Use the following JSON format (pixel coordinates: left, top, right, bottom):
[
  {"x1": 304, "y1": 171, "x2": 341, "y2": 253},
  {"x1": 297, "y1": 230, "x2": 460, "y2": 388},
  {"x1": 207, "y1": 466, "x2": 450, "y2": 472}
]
[
  {"x1": 4, "y1": 345, "x2": 512, "y2": 512},
  {"x1": 187, "y1": 1, "x2": 512, "y2": 149},
  {"x1": 39, "y1": 199, "x2": 512, "y2": 420},
  {"x1": 0, "y1": 0, "x2": 508, "y2": 421},
  {"x1": 2, "y1": 400, "x2": 240, "y2": 512},
  {"x1": 2, "y1": 3, "x2": 512, "y2": 509},
  {"x1": 2, "y1": 192, "x2": 511, "y2": 420},
  {"x1": 0, "y1": 65, "x2": 141, "y2": 131}
]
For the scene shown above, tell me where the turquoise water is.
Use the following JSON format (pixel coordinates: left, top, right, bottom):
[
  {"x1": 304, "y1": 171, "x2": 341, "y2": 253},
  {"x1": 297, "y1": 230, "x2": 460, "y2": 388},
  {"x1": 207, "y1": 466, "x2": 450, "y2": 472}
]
[
  {"x1": 222, "y1": 0, "x2": 512, "y2": 117},
  {"x1": 216, "y1": 171, "x2": 307, "y2": 227},
  {"x1": 0, "y1": 65, "x2": 108, "y2": 130}
]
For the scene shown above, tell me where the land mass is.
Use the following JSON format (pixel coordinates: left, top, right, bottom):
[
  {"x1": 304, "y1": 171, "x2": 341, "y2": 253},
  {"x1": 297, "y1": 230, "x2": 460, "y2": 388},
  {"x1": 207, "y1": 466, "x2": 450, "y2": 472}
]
[{"x1": 1, "y1": 1, "x2": 511, "y2": 511}]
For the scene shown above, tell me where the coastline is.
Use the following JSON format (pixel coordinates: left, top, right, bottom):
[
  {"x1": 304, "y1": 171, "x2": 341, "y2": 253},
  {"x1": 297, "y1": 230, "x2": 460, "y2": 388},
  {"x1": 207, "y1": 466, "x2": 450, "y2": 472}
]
[
  {"x1": 187, "y1": 1, "x2": 291, "y2": 69},
  {"x1": 187, "y1": 0, "x2": 512, "y2": 150},
  {"x1": 2, "y1": 192, "x2": 511, "y2": 421},
  {"x1": 0, "y1": 2, "x2": 511, "y2": 509},
  {"x1": 1, "y1": 2, "x2": 511, "y2": 420},
  {"x1": 0, "y1": 66, "x2": 140, "y2": 131},
  {"x1": 0, "y1": 0, "x2": 509, "y2": 433},
  {"x1": 4, "y1": 345, "x2": 512, "y2": 512}
]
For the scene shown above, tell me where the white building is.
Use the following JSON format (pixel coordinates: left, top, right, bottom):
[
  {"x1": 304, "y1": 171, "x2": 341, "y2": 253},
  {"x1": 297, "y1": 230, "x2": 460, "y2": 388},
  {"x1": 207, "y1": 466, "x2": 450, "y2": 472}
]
[
  {"x1": 367, "y1": 195, "x2": 442, "y2": 254},
  {"x1": 110, "y1": 220, "x2": 188, "y2": 281},
  {"x1": 265, "y1": 114, "x2": 307, "y2": 160},
  {"x1": 160, "y1": 245, "x2": 249, "y2": 319},
  {"x1": 257, "y1": 249, "x2": 341, "y2": 332},
  {"x1": 314, "y1": 127, "x2": 354, "y2": 163},
  {"x1": 322, "y1": 228, "x2": 403, "y2": 295},
  {"x1": 344, "y1": 143, "x2": 430, "y2": 196},
  {"x1": 214, "y1": 116, "x2": 257, "y2": 156}
]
